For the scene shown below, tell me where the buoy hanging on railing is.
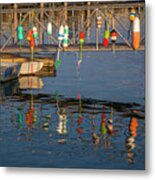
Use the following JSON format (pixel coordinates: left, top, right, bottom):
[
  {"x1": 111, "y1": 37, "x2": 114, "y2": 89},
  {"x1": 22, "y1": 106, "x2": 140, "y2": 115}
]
[
  {"x1": 32, "y1": 26, "x2": 38, "y2": 47},
  {"x1": 47, "y1": 22, "x2": 52, "y2": 35},
  {"x1": 17, "y1": 25, "x2": 24, "y2": 41},
  {"x1": 128, "y1": 8, "x2": 136, "y2": 40},
  {"x1": 26, "y1": 29, "x2": 35, "y2": 60},
  {"x1": 55, "y1": 25, "x2": 64, "y2": 70},
  {"x1": 110, "y1": 29, "x2": 117, "y2": 53},
  {"x1": 17, "y1": 13, "x2": 24, "y2": 49},
  {"x1": 132, "y1": 17, "x2": 140, "y2": 50},
  {"x1": 129, "y1": 8, "x2": 136, "y2": 22},
  {"x1": 110, "y1": 29, "x2": 117, "y2": 43},
  {"x1": 79, "y1": 31, "x2": 84, "y2": 44},
  {"x1": 63, "y1": 25, "x2": 69, "y2": 48},
  {"x1": 32, "y1": 26, "x2": 38, "y2": 39},
  {"x1": 58, "y1": 25, "x2": 64, "y2": 42},
  {"x1": 96, "y1": 16, "x2": 102, "y2": 29},
  {"x1": 77, "y1": 31, "x2": 84, "y2": 70},
  {"x1": 103, "y1": 30, "x2": 110, "y2": 47}
]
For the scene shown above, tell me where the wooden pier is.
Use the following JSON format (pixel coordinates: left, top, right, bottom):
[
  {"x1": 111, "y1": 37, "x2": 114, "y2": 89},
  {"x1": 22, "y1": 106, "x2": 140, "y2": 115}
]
[{"x1": 0, "y1": 1, "x2": 145, "y2": 53}]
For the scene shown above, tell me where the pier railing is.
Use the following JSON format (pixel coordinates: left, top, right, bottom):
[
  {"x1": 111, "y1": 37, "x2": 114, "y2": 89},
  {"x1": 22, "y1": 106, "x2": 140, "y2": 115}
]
[{"x1": 0, "y1": 1, "x2": 145, "y2": 52}]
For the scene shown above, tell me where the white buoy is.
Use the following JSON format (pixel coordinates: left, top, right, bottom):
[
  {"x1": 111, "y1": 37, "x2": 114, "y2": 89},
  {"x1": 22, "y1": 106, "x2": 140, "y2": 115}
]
[
  {"x1": 47, "y1": 22, "x2": 52, "y2": 35},
  {"x1": 32, "y1": 26, "x2": 38, "y2": 39},
  {"x1": 132, "y1": 17, "x2": 140, "y2": 50},
  {"x1": 63, "y1": 25, "x2": 69, "y2": 48},
  {"x1": 58, "y1": 25, "x2": 64, "y2": 41}
]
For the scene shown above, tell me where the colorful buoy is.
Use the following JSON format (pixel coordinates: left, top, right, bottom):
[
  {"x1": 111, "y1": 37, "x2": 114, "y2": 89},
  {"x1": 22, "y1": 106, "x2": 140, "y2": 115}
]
[
  {"x1": 17, "y1": 25, "x2": 24, "y2": 40},
  {"x1": 132, "y1": 17, "x2": 140, "y2": 50},
  {"x1": 32, "y1": 26, "x2": 38, "y2": 39},
  {"x1": 58, "y1": 25, "x2": 64, "y2": 41},
  {"x1": 26, "y1": 29, "x2": 33, "y2": 41},
  {"x1": 96, "y1": 16, "x2": 102, "y2": 28},
  {"x1": 103, "y1": 30, "x2": 110, "y2": 47},
  {"x1": 110, "y1": 29, "x2": 117, "y2": 43},
  {"x1": 129, "y1": 8, "x2": 136, "y2": 22},
  {"x1": 63, "y1": 25, "x2": 69, "y2": 48},
  {"x1": 77, "y1": 31, "x2": 84, "y2": 69},
  {"x1": 47, "y1": 22, "x2": 52, "y2": 35}
]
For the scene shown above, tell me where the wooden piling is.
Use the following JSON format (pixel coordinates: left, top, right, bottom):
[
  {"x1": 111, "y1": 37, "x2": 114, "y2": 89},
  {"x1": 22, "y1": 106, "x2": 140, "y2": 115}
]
[
  {"x1": 72, "y1": 10, "x2": 75, "y2": 44},
  {"x1": 40, "y1": 3, "x2": 44, "y2": 45},
  {"x1": 87, "y1": 1, "x2": 91, "y2": 41},
  {"x1": 13, "y1": 3, "x2": 18, "y2": 44},
  {"x1": 64, "y1": 2, "x2": 68, "y2": 23}
]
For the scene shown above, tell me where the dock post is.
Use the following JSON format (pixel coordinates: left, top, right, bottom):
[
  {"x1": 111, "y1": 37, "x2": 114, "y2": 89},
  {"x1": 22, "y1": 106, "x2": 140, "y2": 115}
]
[
  {"x1": 64, "y1": 2, "x2": 68, "y2": 23},
  {"x1": 13, "y1": 3, "x2": 18, "y2": 44},
  {"x1": 72, "y1": 10, "x2": 75, "y2": 44},
  {"x1": 0, "y1": 4, "x2": 2, "y2": 48},
  {"x1": 40, "y1": 3, "x2": 44, "y2": 45},
  {"x1": 96, "y1": 9, "x2": 99, "y2": 51},
  {"x1": 112, "y1": 15, "x2": 115, "y2": 52},
  {"x1": 87, "y1": 1, "x2": 91, "y2": 41}
]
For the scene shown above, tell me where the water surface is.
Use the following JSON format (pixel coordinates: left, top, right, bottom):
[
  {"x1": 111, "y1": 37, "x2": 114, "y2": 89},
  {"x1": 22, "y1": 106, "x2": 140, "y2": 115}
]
[{"x1": 0, "y1": 51, "x2": 145, "y2": 169}]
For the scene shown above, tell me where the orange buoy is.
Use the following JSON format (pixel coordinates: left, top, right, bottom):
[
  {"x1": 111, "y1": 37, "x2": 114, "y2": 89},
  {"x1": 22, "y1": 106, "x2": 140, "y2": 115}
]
[
  {"x1": 26, "y1": 30, "x2": 33, "y2": 41},
  {"x1": 132, "y1": 17, "x2": 140, "y2": 50}
]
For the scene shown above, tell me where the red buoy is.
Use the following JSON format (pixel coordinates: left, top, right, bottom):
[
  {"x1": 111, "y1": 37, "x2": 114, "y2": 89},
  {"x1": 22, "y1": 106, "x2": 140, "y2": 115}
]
[
  {"x1": 79, "y1": 32, "x2": 84, "y2": 39},
  {"x1": 110, "y1": 29, "x2": 118, "y2": 43}
]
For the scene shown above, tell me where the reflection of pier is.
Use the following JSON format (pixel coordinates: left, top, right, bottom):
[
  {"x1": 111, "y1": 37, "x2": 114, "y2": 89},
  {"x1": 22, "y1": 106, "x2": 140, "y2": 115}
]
[{"x1": 0, "y1": 1, "x2": 145, "y2": 52}]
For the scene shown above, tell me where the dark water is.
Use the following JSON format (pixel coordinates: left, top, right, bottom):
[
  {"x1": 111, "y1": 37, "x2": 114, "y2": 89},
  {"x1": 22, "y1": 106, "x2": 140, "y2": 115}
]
[{"x1": 0, "y1": 51, "x2": 145, "y2": 169}]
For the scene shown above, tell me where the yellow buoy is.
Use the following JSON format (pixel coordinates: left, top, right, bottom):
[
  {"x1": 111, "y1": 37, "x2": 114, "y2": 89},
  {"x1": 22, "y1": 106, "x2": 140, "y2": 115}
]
[{"x1": 129, "y1": 8, "x2": 136, "y2": 22}]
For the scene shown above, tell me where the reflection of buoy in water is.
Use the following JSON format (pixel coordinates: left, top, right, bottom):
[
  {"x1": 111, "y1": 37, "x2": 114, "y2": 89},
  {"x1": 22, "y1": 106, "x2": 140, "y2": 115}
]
[
  {"x1": 132, "y1": 17, "x2": 140, "y2": 50},
  {"x1": 107, "y1": 118, "x2": 114, "y2": 135},
  {"x1": 100, "y1": 119, "x2": 107, "y2": 135},
  {"x1": 47, "y1": 22, "x2": 52, "y2": 35},
  {"x1": 93, "y1": 133, "x2": 100, "y2": 144},
  {"x1": 129, "y1": 117, "x2": 138, "y2": 137},
  {"x1": 77, "y1": 128, "x2": 83, "y2": 134},
  {"x1": 126, "y1": 117, "x2": 138, "y2": 151},
  {"x1": 77, "y1": 116, "x2": 83, "y2": 125}
]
